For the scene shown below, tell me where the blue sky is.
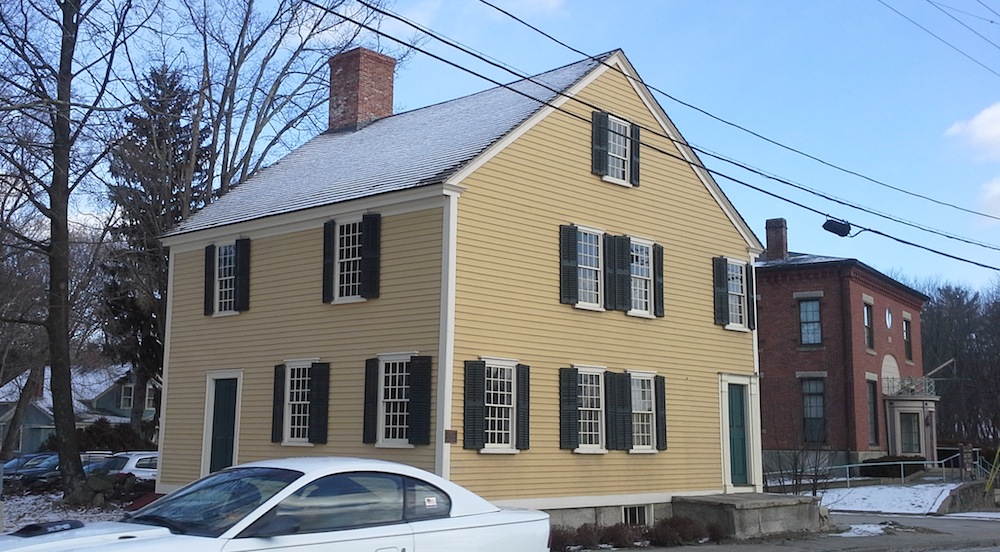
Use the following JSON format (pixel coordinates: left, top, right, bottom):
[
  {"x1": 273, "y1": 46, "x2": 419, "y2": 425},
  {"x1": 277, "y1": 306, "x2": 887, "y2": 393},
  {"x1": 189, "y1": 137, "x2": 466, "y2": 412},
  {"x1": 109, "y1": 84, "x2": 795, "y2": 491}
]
[{"x1": 376, "y1": 0, "x2": 1000, "y2": 290}]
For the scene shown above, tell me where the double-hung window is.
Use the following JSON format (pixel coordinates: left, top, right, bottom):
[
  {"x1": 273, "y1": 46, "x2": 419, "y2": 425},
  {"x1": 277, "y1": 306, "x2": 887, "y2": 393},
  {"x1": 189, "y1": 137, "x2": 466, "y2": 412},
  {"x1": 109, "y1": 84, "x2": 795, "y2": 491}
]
[
  {"x1": 713, "y1": 257, "x2": 755, "y2": 330},
  {"x1": 799, "y1": 299, "x2": 822, "y2": 345},
  {"x1": 560, "y1": 367, "x2": 667, "y2": 453},
  {"x1": 322, "y1": 214, "x2": 381, "y2": 303},
  {"x1": 271, "y1": 360, "x2": 330, "y2": 445},
  {"x1": 560, "y1": 225, "x2": 664, "y2": 317},
  {"x1": 903, "y1": 317, "x2": 913, "y2": 361},
  {"x1": 863, "y1": 301, "x2": 875, "y2": 349},
  {"x1": 463, "y1": 358, "x2": 529, "y2": 452},
  {"x1": 802, "y1": 378, "x2": 825, "y2": 444},
  {"x1": 364, "y1": 354, "x2": 432, "y2": 447},
  {"x1": 591, "y1": 111, "x2": 640, "y2": 186},
  {"x1": 204, "y1": 239, "x2": 251, "y2": 315},
  {"x1": 120, "y1": 383, "x2": 156, "y2": 410}
]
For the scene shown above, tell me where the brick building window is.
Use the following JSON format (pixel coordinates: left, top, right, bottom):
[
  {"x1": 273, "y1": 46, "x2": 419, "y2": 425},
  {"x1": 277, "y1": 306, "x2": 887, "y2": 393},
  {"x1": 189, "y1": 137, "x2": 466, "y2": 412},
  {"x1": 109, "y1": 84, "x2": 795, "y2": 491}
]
[
  {"x1": 802, "y1": 378, "x2": 825, "y2": 443},
  {"x1": 863, "y1": 302, "x2": 875, "y2": 349},
  {"x1": 799, "y1": 299, "x2": 821, "y2": 345}
]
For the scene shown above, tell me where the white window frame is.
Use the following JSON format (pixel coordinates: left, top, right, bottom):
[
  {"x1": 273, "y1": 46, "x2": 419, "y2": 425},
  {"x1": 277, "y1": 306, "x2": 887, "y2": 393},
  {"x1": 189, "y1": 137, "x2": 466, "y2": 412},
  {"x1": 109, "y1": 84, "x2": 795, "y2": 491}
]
[
  {"x1": 120, "y1": 384, "x2": 134, "y2": 409},
  {"x1": 331, "y1": 218, "x2": 366, "y2": 304},
  {"x1": 215, "y1": 242, "x2": 237, "y2": 314},
  {"x1": 628, "y1": 237, "x2": 654, "y2": 318},
  {"x1": 605, "y1": 116, "x2": 631, "y2": 184},
  {"x1": 283, "y1": 358, "x2": 316, "y2": 445},
  {"x1": 628, "y1": 370, "x2": 657, "y2": 453},
  {"x1": 575, "y1": 365, "x2": 607, "y2": 454},
  {"x1": 482, "y1": 357, "x2": 518, "y2": 452},
  {"x1": 145, "y1": 385, "x2": 157, "y2": 409},
  {"x1": 377, "y1": 352, "x2": 416, "y2": 448},
  {"x1": 576, "y1": 226, "x2": 605, "y2": 311},
  {"x1": 726, "y1": 259, "x2": 748, "y2": 329}
]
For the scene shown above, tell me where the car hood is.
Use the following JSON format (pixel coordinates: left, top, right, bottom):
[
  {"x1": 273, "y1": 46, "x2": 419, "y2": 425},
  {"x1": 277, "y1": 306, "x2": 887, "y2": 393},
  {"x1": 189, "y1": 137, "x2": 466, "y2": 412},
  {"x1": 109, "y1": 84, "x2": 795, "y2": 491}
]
[{"x1": 0, "y1": 521, "x2": 215, "y2": 552}]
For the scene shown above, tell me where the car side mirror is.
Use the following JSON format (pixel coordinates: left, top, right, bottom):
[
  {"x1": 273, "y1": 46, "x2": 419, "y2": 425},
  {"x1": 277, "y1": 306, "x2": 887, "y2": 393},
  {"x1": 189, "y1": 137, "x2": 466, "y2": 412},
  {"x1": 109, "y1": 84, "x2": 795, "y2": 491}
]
[{"x1": 242, "y1": 514, "x2": 300, "y2": 538}]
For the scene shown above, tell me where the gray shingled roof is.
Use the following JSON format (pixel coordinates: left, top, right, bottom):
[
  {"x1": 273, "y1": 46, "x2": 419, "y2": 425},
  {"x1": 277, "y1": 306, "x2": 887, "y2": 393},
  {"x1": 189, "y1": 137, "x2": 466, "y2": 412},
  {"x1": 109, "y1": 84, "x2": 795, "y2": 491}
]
[{"x1": 166, "y1": 53, "x2": 611, "y2": 237}]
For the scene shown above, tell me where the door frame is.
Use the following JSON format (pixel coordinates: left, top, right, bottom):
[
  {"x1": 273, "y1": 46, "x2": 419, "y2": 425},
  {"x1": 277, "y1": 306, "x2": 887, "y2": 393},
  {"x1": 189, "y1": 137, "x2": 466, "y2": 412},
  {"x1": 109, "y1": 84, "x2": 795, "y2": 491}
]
[
  {"x1": 719, "y1": 373, "x2": 763, "y2": 493},
  {"x1": 201, "y1": 369, "x2": 244, "y2": 477}
]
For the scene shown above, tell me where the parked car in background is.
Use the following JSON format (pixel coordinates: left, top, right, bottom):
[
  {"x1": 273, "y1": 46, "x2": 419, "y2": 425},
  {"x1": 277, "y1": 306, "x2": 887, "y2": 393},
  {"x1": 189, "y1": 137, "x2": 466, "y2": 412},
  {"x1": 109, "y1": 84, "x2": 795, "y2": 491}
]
[
  {"x1": 0, "y1": 457, "x2": 551, "y2": 551},
  {"x1": 4, "y1": 451, "x2": 118, "y2": 490},
  {"x1": 86, "y1": 451, "x2": 158, "y2": 486}
]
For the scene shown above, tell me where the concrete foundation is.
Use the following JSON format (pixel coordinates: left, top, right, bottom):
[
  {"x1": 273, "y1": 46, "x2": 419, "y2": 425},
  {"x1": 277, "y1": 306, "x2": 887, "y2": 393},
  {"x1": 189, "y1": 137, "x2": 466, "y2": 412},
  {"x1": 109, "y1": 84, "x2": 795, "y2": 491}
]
[{"x1": 672, "y1": 493, "x2": 821, "y2": 539}]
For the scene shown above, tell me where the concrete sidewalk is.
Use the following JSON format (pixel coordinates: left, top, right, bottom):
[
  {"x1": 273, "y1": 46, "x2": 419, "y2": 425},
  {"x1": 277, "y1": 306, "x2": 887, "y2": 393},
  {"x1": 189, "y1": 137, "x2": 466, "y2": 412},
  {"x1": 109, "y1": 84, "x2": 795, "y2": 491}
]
[{"x1": 636, "y1": 512, "x2": 1000, "y2": 551}]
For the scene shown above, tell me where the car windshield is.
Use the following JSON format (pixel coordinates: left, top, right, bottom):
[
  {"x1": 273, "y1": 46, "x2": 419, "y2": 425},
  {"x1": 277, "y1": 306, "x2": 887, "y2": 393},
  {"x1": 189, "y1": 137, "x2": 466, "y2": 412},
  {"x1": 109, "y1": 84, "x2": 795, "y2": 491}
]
[
  {"x1": 124, "y1": 467, "x2": 301, "y2": 537},
  {"x1": 22, "y1": 455, "x2": 55, "y2": 469}
]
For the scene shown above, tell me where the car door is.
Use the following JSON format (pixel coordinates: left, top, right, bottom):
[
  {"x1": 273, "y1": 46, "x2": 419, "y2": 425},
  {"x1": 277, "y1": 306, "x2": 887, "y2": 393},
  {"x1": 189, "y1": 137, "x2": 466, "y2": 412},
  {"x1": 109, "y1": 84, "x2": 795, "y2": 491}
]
[{"x1": 221, "y1": 472, "x2": 413, "y2": 552}]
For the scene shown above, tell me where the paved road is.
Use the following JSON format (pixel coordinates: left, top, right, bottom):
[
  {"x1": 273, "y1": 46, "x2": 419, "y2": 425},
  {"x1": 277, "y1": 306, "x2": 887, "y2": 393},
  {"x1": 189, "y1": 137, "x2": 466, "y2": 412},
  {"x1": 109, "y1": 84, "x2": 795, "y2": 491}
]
[{"x1": 638, "y1": 512, "x2": 1000, "y2": 552}]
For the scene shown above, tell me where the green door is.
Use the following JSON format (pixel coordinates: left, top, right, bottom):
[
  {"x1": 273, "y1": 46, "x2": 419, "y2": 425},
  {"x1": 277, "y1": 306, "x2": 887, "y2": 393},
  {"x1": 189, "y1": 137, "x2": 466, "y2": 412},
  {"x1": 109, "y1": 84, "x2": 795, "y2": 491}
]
[
  {"x1": 728, "y1": 383, "x2": 749, "y2": 486},
  {"x1": 209, "y1": 378, "x2": 238, "y2": 473}
]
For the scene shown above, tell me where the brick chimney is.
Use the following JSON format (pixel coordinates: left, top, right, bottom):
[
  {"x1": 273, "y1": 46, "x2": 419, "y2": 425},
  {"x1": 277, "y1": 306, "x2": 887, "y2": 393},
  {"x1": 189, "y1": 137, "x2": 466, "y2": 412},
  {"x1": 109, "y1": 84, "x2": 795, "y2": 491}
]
[
  {"x1": 764, "y1": 218, "x2": 788, "y2": 261},
  {"x1": 328, "y1": 47, "x2": 395, "y2": 132}
]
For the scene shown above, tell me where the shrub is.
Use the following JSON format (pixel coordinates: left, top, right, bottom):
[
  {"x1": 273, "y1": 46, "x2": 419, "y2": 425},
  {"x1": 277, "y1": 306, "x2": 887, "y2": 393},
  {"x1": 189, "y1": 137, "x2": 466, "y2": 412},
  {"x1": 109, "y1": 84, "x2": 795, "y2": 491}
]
[
  {"x1": 599, "y1": 523, "x2": 643, "y2": 548},
  {"x1": 574, "y1": 523, "x2": 601, "y2": 549},
  {"x1": 645, "y1": 516, "x2": 707, "y2": 547},
  {"x1": 706, "y1": 521, "x2": 727, "y2": 542},
  {"x1": 548, "y1": 525, "x2": 575, "y2": 552}
]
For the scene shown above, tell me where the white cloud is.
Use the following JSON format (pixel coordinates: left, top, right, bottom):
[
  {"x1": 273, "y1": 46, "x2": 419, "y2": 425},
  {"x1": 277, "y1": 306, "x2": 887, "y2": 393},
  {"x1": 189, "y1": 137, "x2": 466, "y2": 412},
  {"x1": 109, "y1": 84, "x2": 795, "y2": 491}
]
[
  {"x1": 982, "y1": 177, "x2": 1000, "y2": 218},
  {"x1": 947, "y1": 102, "x2": 1000, "y2": 159}
]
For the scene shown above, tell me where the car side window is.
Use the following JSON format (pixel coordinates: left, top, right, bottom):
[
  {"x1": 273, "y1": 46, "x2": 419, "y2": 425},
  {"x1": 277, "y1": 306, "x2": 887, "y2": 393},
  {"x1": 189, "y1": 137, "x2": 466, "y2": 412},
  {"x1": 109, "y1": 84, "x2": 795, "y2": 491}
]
[
  {"x1": 404, "y1": 477, "x2": 451, "y2": 521},
  {"x1": 136, "y1": 457, "x2": 157, "y2": 469},
  {"x1": 274, "y1": 472, "x2": 404, "y2": 533}
]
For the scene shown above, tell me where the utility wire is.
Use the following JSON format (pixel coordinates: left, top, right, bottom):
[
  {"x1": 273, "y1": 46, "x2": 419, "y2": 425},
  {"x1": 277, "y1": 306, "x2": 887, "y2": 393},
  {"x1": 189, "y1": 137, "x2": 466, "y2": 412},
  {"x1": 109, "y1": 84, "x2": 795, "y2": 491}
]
[
  {"x1": 306, "y1": 1, "x2": 1000, "y2": 272},
  {"x1": 476, "y1": 0, "x2": 1000, "y2": 225},
  {"x1": 359, "y1": 0, "x2": 1000, "y2": 255},
  {"x1": 879, "y1": 0, "x2": 1000, "y2": 78},
  {"x1": 927, "y1": 0, "x2": 1000, "y2": 51},
  {"x1": 931, "y1": 0, "x2": 1000, "y2": 24},
  {"x1": 978, "y1": 0, "x2": 1000, "y2": 18}
]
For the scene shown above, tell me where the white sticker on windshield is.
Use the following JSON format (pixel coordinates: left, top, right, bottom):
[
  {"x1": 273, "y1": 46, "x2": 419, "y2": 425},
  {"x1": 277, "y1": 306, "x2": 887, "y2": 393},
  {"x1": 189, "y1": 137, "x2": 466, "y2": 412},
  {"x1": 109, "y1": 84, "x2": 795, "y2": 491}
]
[{"x1": 425, "y1": 497, "x2": 438, "y2": 508}]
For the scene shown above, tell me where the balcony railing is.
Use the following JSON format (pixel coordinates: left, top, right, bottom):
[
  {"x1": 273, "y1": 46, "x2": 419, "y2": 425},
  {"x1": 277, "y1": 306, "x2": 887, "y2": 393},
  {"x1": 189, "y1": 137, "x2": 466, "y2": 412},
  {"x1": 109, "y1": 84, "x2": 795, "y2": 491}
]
[{"x1": 882, "y1": 376, "x2": 936, "y2": 397}]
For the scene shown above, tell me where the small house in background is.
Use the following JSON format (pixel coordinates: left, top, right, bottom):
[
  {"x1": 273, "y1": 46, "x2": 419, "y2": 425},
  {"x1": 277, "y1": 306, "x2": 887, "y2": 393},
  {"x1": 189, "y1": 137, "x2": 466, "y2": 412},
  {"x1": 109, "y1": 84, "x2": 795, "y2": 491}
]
[
  {"x1": 756, "y1": 218, "x2": 936, "y2": 476},
  {"x1": 0, "y1": 365, "x2": 157, "y2": 453}
]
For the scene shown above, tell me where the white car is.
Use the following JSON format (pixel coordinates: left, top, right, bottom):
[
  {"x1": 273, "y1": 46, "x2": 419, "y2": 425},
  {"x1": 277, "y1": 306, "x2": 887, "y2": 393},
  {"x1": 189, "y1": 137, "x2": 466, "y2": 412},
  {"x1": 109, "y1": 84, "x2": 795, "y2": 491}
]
[{"x1": 0, "y1": 457, "x2": 550, "y2": 551}]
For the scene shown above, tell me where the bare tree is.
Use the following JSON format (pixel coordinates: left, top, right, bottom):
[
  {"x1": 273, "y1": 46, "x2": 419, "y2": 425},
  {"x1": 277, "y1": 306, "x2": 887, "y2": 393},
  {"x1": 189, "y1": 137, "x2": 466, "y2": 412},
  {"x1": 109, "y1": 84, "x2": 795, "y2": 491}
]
[
  {"x1": 172, "y1": 0, "x2": 392, "y2": 194},
  {"x1": 0, "y1": 0, "x2": 155, "y2": 500}
]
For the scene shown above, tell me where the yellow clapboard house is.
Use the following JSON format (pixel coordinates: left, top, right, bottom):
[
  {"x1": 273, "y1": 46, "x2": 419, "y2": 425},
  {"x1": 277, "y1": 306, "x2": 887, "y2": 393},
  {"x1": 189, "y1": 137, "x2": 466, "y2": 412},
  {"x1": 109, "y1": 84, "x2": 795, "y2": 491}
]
[{"x1": 158, "y1": 47, "x2": 763, "y2": 524}]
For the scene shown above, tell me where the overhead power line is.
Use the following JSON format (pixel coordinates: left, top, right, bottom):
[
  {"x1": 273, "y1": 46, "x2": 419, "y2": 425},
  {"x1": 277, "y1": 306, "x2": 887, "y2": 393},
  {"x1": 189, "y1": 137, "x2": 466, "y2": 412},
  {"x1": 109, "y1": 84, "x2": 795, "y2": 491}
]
[
  {"x1": 926, "y1": 0, "x2": 1000, "y2": 51},
  {"x1": 931, "y1": 1, "x2": 1000, "y2": 25},
  {"x1": 476, "y1": 0, "x2": 1000, "y2": 225},
  {"x1": 304, "y1": 1, "x2": 1000, "y2": 273},
  {"x1": 359, "y1": 0, "x2": 1000, "y2": 256}
]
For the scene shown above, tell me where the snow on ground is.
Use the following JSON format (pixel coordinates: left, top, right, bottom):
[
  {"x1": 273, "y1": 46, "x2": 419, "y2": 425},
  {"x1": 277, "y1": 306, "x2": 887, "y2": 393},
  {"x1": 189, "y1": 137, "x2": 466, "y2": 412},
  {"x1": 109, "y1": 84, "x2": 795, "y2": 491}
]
[
  {"x1": 1, "y1": 493, "x2": 125, "y2": 533},
  {"x1": 819, "y1": 483, "x2": 960, "y2": 514}
]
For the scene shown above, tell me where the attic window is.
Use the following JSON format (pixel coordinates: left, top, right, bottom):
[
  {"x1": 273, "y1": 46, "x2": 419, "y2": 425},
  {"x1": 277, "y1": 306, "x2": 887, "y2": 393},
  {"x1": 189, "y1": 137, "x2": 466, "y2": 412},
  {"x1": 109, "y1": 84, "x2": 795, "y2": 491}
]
[{"x1": 592, "y1": 111, "x2": 640, "y2": 187}]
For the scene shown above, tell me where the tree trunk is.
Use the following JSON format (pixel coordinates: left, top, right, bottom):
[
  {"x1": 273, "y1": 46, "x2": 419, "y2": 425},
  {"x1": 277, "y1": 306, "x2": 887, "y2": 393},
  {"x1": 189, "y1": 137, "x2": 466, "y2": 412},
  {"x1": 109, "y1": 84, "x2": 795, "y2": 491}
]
[{"x1": 0, "y1": 365, "x2": 43, "y2": 461}]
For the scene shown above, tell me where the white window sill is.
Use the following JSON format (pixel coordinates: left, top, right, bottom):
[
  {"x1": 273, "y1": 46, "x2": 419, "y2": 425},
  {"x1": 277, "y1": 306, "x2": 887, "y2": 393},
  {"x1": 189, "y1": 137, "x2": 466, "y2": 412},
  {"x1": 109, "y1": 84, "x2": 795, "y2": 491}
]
[
  {"x1": 212, "y1": 310, "x2": 240, "y2": 318},
  {"x1": 601, "y1": 175, "x2": 634, "y2": 188},
  {"x1": 280, "y1": 441, "x2": 314, "y2": 447},
  {"x1": 628, "y1": 449, "x2": 658, "y2": 454},
  {"x1": 575, "y1": 303, "x2": 606, "y2": 312},
  {"x1": 375, "y1": 442, "x2": 415, "y2": 449},
  {"x1": 479, "y1": 448, "x2": 519, "y2": 455},
  {"x1": 330, "y1": 296, "x2": 367, "y2": 305},
  {"x1": 627, "y1": 310, "x2": 656, "y2": 319},
  {"x1": 573, "y1": 447, "x2": 608, "y2": 455},
  {"x1": 724, "y1": 323, "x2": 751, "y2": 332}
]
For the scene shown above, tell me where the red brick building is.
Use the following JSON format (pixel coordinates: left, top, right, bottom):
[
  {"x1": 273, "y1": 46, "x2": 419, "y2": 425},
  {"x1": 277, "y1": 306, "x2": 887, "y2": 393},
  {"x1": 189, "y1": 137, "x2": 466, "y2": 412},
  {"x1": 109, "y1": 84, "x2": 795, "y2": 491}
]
[{"x1": 756, "y1": 219, "x2": 936, "y2": 472}]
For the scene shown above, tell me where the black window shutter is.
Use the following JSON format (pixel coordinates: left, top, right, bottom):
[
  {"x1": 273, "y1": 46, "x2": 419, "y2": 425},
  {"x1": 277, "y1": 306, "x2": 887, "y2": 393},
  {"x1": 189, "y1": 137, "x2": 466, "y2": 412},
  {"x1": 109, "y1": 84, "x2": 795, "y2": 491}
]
[
  {"x1": 204, "y1": 245, "x2": 216, "y2": 316},
  {"x1": 515, "y1": 364, "x2": 530, "y2": 450},
  {"x1": 363, "y1": 358, "x2": 378, "y2": 444},
  {"x1": 322, "y1": 220, "x2": 336, "y2": 303},
  {"x1": 559, "y1": 225, "x2": 578, "y2": 305},
  {"x1": 653, "y1": 244, "x2": 665, "y2": 318},
  {"x1": 409, "y1": 356, "x2": 433, "y2": 446},
  {"x1": 308, "y1": 363, "x2": 329, "y2": 444},
  {"x1": 464, "y1": 361, "x2": 486, "y2": 450},
  {"x1": 271, "y1": 364, "x2": 285, "y2": 443},
  {"x1": 591, "y1": 111, "x2": 609, "y2": 176},
  {"x1": 745, "y1": 265, "x2": 757, "y2": 330},
  {"x1": 614, "y1": 235, "x2": 631, "y2": 311},
  {"x1": 234, "y1": 238, "x2": 251, "y2": 311},
  {"x1": 629, "y1": 123, "x2": 641, "y2": 186},
  {"x1": 559, "y1": 367, "x2": 579, "y2": 450},
  {"x1": 713, "y1": 257, "x2": 730, "y2": 326},
  {"x1": 603, "y1": 234, "x2": 617, "y2": 310},
  {"x1": 605, "y1": 372, "x2": 633, "y2": 451},
  {"x1": 360, "y1": 214, "x2": 381, "y2": 299},
  {"x1": 655, "y1": 375, "x2": 668, "y2": 451}
]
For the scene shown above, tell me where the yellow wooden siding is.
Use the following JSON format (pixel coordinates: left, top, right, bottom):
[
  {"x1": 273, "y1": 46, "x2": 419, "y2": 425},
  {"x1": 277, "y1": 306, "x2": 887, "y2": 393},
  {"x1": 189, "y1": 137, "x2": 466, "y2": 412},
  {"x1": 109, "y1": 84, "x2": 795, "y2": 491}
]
[
  {"x1": 160, "y1": 208, "x2": 444, "y2": 487},
  {"x1": 448, "y1": 66, "x2": 755, "y2": 500}
]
